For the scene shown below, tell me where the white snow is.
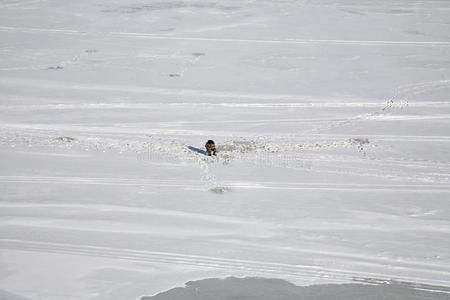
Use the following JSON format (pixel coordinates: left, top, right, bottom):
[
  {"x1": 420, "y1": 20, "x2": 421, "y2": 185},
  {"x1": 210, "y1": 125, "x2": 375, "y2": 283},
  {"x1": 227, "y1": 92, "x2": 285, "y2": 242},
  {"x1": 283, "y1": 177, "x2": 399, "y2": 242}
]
[{"x1": 0, "y1": 0, "x2": 449, "y2": 299}]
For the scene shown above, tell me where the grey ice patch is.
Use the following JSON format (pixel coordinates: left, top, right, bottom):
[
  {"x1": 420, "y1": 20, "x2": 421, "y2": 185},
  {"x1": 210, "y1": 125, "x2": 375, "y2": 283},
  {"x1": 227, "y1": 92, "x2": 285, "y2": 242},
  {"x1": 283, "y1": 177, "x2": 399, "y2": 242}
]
[
  {"x1": 405, "y1": 30, "x2": 425, "y2": 36},
  {"x1": 218, "y1": 140, "x2": 265, "y2": 153},
  {"x1": 388, "y1": 9, "x2": 417, "y2": 15},
  {"x1": 340, "y1": 9, "x2": 367, "y2": 16},
  {"x1": 55, "y1": 136, "x2": 77, "y2": 143},
  {"x1": 349, "y1": 138, "x2": 370, "y2": 154},
  {"x1": 0, "y1": 290, "x2": 33, "y2": 300},
  {"x1": 140, "y1": 277, "x2": 450, "y2": 300},
  {"x1": 349, "y1": 138, "x2": 369, "y2": 145},
  {"x1": 209, "y1": 186, "x2": 231, "y2": 194}
]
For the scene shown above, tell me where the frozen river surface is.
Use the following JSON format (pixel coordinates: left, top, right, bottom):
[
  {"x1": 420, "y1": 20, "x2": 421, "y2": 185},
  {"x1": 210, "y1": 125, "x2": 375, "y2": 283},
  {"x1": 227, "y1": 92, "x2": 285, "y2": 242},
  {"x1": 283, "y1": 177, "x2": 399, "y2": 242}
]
[{"x1": 0, "y1": 0, "x2": 449, "y2": 299}]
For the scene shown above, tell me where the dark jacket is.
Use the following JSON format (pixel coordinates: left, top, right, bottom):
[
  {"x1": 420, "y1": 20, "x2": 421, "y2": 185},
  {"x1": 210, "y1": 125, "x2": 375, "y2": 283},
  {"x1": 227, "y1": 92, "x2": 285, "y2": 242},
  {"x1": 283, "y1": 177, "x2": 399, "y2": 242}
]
[{"x1": 205, "y1": 140, "x2": 216, "y2": 152}]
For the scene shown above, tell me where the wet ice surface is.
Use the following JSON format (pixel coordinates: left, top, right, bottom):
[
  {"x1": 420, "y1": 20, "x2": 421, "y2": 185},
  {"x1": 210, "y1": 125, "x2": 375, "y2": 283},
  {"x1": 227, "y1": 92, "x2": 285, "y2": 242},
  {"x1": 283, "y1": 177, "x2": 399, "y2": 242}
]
[
  {"x1": 141, "y1": 277, "x2": 450, "y2": 300},
  {"x1": 1, "y1": 0, "x2": 450, "y2": 299}
]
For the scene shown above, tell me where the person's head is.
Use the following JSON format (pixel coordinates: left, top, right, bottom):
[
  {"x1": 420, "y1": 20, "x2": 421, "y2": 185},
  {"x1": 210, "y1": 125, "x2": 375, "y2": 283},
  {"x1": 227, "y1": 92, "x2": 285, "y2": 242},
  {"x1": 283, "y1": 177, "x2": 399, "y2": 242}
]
[{"x1": 207, "y1": 140, "x2": 215, "y2": 144}]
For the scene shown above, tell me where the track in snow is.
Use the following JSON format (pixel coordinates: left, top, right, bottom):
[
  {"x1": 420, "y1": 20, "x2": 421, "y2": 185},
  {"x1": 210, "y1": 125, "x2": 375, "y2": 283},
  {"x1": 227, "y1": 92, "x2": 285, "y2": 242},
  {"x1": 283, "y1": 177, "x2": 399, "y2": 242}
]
[
  {"x1": 0, "y1": 176, "x2": 448, "y2": 193},
  {"x1": 2, "y1": 239, "x2": 449, "y2": 290}
]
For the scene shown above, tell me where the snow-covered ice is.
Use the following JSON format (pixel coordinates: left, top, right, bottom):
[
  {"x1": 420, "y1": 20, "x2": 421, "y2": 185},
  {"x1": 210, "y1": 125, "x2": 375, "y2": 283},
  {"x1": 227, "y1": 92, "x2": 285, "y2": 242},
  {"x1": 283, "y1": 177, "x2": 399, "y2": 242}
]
[{"x1": 0, "y1": 0, "x2": 449, "y2": 299}]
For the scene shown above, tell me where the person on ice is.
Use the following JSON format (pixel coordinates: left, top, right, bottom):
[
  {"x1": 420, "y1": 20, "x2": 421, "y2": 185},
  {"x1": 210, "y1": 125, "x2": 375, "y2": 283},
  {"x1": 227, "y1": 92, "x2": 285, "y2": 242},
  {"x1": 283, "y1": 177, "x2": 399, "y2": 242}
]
[{"x1": 205, "y1": 140, "x2": 217, "y2": 156}]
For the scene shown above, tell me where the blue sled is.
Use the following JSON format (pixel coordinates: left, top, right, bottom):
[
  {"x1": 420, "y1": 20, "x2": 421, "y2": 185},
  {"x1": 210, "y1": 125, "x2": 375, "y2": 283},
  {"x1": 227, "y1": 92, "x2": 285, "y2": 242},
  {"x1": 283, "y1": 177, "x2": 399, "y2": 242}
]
[
  {"x1": 188, "y1": 146, "x2": 219, "y2": 155},
  {"x1": 188, "y1": 146, "x2": 206, "y2": 155}
]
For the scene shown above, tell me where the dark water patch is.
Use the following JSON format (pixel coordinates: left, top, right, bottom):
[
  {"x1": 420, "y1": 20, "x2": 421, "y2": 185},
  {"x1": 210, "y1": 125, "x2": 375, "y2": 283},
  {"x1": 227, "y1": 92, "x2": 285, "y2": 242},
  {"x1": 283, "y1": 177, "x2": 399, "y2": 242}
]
[
  {"x1": 353, "y1": 277, "x2": 450, "y2": 294},
  {"x1": 141, "y1": 277, "x2": 450, "y2": 300}
]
